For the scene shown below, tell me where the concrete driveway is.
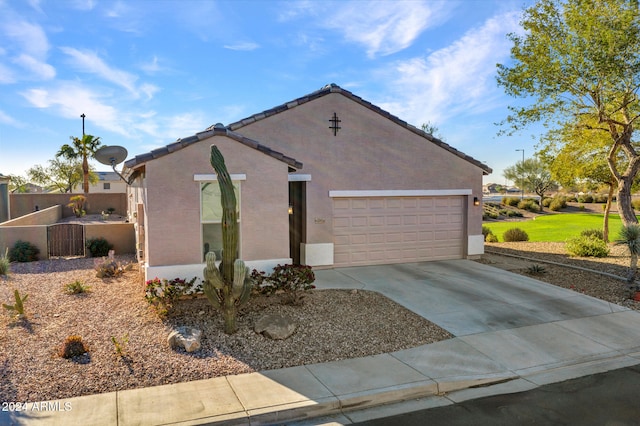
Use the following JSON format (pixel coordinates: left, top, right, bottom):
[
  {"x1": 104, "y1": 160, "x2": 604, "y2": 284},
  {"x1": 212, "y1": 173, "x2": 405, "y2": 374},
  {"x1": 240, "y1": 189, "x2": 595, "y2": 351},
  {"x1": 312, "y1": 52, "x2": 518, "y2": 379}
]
[{"x1": 314, "y1": 259, "x2": 628, "y2": 336}]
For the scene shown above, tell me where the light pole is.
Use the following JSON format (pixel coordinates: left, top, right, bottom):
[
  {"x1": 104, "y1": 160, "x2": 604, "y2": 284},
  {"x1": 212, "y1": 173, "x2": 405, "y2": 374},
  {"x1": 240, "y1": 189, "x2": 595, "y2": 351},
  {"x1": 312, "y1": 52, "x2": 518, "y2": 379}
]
[{"x1": 515, "y1": 149, "x2": 524, "y2": 200}]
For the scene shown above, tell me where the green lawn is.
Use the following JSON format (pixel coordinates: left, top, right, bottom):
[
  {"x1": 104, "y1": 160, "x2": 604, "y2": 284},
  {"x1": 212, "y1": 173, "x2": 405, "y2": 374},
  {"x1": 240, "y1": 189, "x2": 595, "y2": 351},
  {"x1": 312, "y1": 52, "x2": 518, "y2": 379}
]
[{"x1": 483, "y1": 213, "x2": 626, "y2": 242}]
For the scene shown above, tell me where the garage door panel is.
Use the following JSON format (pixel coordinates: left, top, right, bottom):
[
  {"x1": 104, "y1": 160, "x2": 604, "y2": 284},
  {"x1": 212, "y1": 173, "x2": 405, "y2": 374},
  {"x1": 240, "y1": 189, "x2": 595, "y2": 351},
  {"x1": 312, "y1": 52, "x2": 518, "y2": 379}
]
[{"x1": 333, "y1": 196, "x2": 466, "y2": 267}]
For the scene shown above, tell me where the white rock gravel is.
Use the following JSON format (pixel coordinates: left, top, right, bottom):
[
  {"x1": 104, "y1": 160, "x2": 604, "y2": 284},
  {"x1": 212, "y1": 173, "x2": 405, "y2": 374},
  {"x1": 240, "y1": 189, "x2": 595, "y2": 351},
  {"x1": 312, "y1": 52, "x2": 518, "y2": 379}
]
[{"x1": 0, "y1": 256, "x2": 451, "y2": 402}]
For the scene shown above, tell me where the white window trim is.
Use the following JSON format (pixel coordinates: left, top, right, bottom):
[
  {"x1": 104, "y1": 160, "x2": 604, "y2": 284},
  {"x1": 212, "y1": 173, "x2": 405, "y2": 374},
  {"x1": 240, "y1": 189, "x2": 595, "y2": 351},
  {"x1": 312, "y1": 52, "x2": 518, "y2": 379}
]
[
  {"x1": 328, "y1": 189, "x2": 472, "y2": 197},
  {"x1": 288, "y1": 174, "x2": 312, "y2": 182},
  {"x1": 194, "y1": 173, "x2": 246, "y2": 181}
]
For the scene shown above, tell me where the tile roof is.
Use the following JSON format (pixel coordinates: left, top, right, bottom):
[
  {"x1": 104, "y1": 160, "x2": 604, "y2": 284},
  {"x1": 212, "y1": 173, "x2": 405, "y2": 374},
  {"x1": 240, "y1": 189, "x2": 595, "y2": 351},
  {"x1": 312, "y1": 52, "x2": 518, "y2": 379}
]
[
  {"x1": 123, "y1": 123, "x2": 303, "y2": 172},
  {"x1": 226, "y1": 83, "x2": 492, "y2": 175},
  {"x1": 124, "y1": 83, "x2": 491, "y2": 176}
]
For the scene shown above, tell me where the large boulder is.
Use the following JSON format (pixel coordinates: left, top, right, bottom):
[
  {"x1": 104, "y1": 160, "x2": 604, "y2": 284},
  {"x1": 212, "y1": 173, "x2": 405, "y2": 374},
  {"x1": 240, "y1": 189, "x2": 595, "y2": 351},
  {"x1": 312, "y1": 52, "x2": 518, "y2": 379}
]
[
  {"x1": 254, "y1": 314, "x2": 297, "y2": 340},
  {"x1": 168, "y1": 326, "x2": 202, "y2": 352}
]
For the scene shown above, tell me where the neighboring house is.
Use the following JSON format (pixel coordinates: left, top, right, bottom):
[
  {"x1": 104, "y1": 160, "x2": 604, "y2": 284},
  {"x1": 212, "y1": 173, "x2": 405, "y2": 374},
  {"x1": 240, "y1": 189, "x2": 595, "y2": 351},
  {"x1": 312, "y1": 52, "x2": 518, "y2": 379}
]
[
  {"x1": 123, "y1": 84, "x2": 492, "y2": 281},
  {"x1": 72, "y1": 171, "x2": 127, "y2": 194}
]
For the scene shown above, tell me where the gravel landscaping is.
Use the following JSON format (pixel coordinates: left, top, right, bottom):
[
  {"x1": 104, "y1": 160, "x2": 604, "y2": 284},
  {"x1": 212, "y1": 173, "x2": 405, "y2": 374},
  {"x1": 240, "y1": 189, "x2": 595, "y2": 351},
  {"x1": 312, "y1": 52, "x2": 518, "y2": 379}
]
[
  {"x1": 3, "y1": 240, "x2": 640, "y2": 403},
  {"x1": 0, "y1": 256, "x2": 451, "y2": 403}
]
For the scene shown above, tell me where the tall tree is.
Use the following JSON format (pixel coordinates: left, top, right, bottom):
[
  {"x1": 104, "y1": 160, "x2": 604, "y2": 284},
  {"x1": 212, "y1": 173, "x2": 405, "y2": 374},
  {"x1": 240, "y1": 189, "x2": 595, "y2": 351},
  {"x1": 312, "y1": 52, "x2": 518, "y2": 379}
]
[
  {"x1": 7, "y1": 175, "x2": 29, "y2": 193},
  {"x1": 539, "y1": 120, "x2": 617, "y2": 240},
  {"x1": 497, "y1": 0, "x2": 640, "y2": 226},
  {"x1": 503, "y1": 157, "x2": 556, "y2": 211},
  {"x1": 57, "y1": 134, "x2": 102, "y2": 194},
  {"x1": 27, "y1": 158, "x2": 96, "y2": 193}
]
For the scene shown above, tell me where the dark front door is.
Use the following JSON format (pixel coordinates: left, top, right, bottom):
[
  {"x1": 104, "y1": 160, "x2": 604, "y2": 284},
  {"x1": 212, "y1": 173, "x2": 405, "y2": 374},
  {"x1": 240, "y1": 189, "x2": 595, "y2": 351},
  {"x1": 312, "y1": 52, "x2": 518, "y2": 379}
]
[{"x1": 289, "y1": 181, "x2": 306, "y2": 264}]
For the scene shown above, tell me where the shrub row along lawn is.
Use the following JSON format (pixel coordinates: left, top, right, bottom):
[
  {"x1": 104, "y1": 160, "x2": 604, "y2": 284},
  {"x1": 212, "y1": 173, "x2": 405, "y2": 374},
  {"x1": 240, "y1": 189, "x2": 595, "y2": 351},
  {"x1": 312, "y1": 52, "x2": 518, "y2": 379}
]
[{"x1": 483, "y1": 213, "x2": 626, "y2": 242}]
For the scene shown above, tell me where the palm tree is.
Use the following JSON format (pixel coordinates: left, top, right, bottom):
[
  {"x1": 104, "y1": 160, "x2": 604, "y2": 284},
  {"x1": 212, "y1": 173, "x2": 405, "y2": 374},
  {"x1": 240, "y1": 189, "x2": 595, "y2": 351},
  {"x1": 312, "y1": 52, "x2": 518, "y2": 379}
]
[
  {"x1": 616, "y1": 224, "x2": 640, "y2": 296},
  {"x1": 57, "y1": 134, "x2": 102, "y2": 194}
]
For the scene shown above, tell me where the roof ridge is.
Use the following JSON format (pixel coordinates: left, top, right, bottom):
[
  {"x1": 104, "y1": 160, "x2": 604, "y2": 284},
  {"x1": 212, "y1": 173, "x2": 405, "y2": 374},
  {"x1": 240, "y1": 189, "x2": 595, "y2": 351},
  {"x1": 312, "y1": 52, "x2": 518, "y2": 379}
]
[{"x1": 226, "y1": 83, "x2": 492, "y2": 175}]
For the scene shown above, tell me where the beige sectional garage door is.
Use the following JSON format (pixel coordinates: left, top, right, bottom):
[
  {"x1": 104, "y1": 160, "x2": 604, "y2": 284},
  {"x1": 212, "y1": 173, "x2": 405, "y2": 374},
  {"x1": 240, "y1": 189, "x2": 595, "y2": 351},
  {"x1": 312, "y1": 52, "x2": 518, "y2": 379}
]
[{"x1": 333, "y1": 196, "x2": 465, "y2": 267}]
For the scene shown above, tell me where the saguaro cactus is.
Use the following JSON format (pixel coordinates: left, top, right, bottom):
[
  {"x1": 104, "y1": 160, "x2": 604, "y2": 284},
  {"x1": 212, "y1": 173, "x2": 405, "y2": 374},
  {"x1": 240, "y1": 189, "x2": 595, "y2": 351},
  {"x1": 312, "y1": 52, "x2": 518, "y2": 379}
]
[{"x1": 202, "y1": 145, "x2": 252, "y2": 334}]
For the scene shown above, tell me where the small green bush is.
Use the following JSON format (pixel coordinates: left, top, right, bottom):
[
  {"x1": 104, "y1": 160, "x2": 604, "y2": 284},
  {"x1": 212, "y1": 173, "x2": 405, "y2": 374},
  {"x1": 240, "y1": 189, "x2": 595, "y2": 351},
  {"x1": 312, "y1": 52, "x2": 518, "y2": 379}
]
[
  {"x1": 577, "y1": 194, "x2": 594, "y2": 203},
  {"x1": 549, "y1": 199, "x2": 564, "y2": 211},
  {"x1": 482, "y1": 226, "x2": 493, "y2": 239},
  {"x1": 251, "y1": 264, "x2": 316, "y2": 305},
  {"x1": 503, "y1": 228, "x2": 529, "y2": 242},
  {"x1": 506, "y1": 210, "x2": 523, "y2": 217},
  {"x1": 542, "y1": 197, "x2": 553, "y2": 207},
  {"x1": 486, "y1": 233, "x2": 499, "y2": 243},
  {"x1": 581, "y1": 228, "x2": 604, "y2": 240},
  {"x1": 632, "y1": 199, "x2": 640, "y2": 211},
  {"x1": 8, "y1": 240, "x2": 40, "y2": 262},
  {"x1": 86, "y1": 237, "x2": 113, "y2": 257},
  {"x1": 566, "y1": 236, "x2": 610, "y2": 257},
  {"x1": 64, "y1": 280, "x2": 91, "y2": 295},
  {"x1": 517, "y1": 200, "x2": 540, "y2": 212},
  {"x1": 502, "y1": 197, "x2": 520, "y2": 207}
]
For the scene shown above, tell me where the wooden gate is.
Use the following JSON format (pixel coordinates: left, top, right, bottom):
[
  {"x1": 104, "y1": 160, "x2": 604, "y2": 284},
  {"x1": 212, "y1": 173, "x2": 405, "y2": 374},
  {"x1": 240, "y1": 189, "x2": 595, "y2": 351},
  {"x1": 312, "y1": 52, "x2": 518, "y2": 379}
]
[{"x1": 48, "y1": 224, "x2": 85, "y2": 257}]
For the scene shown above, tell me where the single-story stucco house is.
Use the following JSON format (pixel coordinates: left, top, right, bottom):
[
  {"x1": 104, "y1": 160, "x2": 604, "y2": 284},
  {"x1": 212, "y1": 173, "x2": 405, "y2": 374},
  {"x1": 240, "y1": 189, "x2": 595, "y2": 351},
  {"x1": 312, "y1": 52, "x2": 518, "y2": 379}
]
[{"x1": 123, "y1": 84, "x2": 492, "y2": 281}]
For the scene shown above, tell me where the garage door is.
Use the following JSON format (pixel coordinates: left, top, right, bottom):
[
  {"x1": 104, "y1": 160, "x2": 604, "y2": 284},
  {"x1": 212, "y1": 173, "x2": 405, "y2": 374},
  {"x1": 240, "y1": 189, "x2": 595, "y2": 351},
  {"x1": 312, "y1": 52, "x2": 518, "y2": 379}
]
[{"x1": 333, "y1": 196, "x2": 465, "y2": 267}]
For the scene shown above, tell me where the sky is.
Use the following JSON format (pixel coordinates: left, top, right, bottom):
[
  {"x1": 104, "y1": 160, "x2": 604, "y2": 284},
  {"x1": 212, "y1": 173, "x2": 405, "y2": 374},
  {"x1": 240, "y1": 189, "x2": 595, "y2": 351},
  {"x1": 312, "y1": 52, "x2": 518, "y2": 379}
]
[{"x1": 0, "y1": 0, "x2": 540, "y2": 185}]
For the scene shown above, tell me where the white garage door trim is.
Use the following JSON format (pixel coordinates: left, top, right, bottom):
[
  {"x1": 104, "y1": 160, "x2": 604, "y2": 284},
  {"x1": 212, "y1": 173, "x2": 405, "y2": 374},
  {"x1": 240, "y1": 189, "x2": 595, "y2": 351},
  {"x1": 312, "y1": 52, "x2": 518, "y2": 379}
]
[
  {"x1": 329, "y1": 189, "x2": 472, "y2": 197},
  {"x1": 332, "y1": 194, "x2": 466, "y2": 267}
]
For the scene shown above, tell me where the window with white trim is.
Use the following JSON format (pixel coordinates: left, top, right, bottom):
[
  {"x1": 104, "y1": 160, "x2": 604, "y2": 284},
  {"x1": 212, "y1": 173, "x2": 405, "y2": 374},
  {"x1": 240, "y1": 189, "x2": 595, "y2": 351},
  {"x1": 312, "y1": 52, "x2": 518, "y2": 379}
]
[{"x1": 201, "y1": 181, "x2": 240, "y2": 261}]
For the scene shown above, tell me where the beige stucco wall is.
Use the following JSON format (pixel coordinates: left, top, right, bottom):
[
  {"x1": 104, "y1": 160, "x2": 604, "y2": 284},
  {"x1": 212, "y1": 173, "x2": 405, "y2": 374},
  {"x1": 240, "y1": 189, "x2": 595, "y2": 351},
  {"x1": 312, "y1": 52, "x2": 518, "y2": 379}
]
[
  {"x1": 0, "y1": 226, "x2": 48, "y2": 260},
  {"x1": 143, "y1": 135, "x2": 290, "y2": 267},
  {"x1": 237, "y1": 92, "x2": 485, "y2": 250},
  {"x1": 1, "y1": 205, "x2": 61, "y2": 226},
  {"x1": 85, "y1": 223, "x2": 136, "y2": 254}
]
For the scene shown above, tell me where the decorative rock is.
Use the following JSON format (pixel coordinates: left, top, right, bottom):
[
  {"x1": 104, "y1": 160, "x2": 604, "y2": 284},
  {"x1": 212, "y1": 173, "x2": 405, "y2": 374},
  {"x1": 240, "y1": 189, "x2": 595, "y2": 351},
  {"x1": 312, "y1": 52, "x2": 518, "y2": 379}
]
[
  {"x1": 168, "y1": 326, "x2": 202, "y2": 352},
  {"x1": 254, "y1": 314, "x2": 297, "y2": 340}
]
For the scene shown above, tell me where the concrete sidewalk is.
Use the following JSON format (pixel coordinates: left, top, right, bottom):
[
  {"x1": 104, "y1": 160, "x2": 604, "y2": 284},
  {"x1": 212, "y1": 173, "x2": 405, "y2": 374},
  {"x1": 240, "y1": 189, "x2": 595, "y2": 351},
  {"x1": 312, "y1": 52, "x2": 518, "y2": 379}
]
[{"x1": 4, "y1": 260, "x2": 640, "y2": 425}]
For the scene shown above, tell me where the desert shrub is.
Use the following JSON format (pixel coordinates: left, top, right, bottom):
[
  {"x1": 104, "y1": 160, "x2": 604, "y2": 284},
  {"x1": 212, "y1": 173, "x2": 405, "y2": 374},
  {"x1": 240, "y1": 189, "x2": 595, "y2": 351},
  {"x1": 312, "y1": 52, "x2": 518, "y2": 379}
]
[
  {"x1": 503, "y1": 228, "x2": 529, "y2": 242},
  {"x1": 549, "y1": 199, "x2": 564, "y2": 211},
  {"x1": 502, "y1": 197, "x2": 520, "y2": 207},
  {"x1": 64, "y1": 280, "x2": 91, "y2": 295},
  {"x1": 542, "y1": 197, "x2": 553, "y2": 207},
  {"x1": 59, "y1": 335, "x2": 88, "y2": 359},
  {"x1": 251, "y1": 264, "x2": 316, "y2": 305},
  {"x1": 484, "y1": 211, "x2": 499, "y2": 219},
  {"x1": 144, "y1": 277, "x2": 201, "y2": 312},
  {"x1": 577, "y1": 194, "x2": 594, "y2": 203},
  {"x1": 8, "y1": 240, "x2": 39, "y2": 262},
  {"x1": 632, "y1": 199, "x2": 640, "y2": 211},
  {"x1": 482, "y1": 226, "x2": 493, "y2": 239},
  {"x1": 506, "y1": 210, "x2": 523, "y2": 217},
  {"x1": 67, "y1": 195, "x2": 86, "y2": 217},
  {"x1": 517, "y1": 200, "x2": 540, "y2": 212},
  {"x1": 486, "y1": 233, "x2": 499, "y2": 243},
  {"x1": 594, "y1": 194, "x2": 608, "y2": 203},
  {"x1": 566, "y1": 236, "x2": 610, "y2": 258},
  {"x1": 0, "y1": 248, "x2": 9, "y2": 276},
  {"x1": 86, "y1": 237, "x2": 113, "y2": 257},
  {"x1": 581, "y1": 229, "x2": 604, "y2": 240},
  {"x1": 94, "y1": 258, "x2": 132, "y2": 278}
]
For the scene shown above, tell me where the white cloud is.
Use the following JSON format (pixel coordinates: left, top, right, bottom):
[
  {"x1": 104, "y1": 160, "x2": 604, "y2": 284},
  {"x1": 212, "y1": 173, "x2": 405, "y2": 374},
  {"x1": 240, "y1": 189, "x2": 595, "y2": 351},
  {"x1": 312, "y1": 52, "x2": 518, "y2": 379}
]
[
  {"x1": 13, "y1": 54, "x2": 55, "y2": 80},
  {"x1": 286, "y1": 0, "x2": 450, "y2": 57},
  {"x1": 60, "y1": 47, "x2": 157, "y2": 99},
  {"x1": 223, "y1": 42, "x2": 260, "y2": 51},
  {"x1": 21, "y1": 82, "x2": 128, "y2": 136},
  {"x1": 0, "y1": 109, "x2": 23, "y2": 127},
  {"x1": 376, "y1": 11, "x2": 521, "y2": 126},
  {"x1": 3, "y1": 20, "x2": 49, "y2": 59}
]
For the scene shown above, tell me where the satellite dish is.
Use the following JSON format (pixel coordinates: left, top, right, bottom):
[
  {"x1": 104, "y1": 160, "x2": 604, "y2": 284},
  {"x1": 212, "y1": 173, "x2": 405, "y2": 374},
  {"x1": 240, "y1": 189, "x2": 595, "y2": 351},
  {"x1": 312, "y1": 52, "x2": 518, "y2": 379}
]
[
  {"x1": 95, "y1": 145, "x2": 128, "y2": 166},
  {"x1": 94, "y1": 145, "x2": 130, "y2": 185}
]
